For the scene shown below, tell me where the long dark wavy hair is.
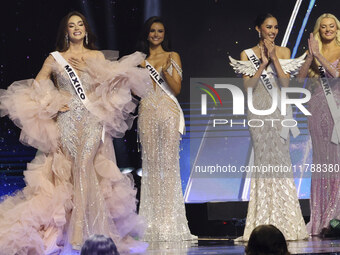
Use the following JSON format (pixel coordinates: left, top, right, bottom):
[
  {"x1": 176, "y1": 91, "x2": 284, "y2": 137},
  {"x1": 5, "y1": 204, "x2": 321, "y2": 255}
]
[
  {"x1": 137, "y1": 16, "x2": 171, "y2": 57},
  {"x1": 55, "y1": 11, "x2": 96, "y2": 52}
]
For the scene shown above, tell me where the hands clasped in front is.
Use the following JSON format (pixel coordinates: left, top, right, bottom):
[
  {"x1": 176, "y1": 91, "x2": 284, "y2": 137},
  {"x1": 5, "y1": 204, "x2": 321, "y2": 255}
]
[{"x1": 260, "y1": 39, "x2": 277, "y2": 67}]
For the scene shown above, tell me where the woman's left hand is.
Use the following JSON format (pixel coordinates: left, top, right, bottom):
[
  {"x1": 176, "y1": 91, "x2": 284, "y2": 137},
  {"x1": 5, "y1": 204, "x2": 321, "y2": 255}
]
[
  {"x1": 264, "y1": 39, "x2": 277, "y2": 60},
  {"x1": 308, "y1": 33, "x2": 321, "y2": 58},
  {"x1": 162, "y1": 53, "x2": 172, "y2": 74},
  {"x1": 69, "y1": 57, "x2": 87, "y2": 72}
]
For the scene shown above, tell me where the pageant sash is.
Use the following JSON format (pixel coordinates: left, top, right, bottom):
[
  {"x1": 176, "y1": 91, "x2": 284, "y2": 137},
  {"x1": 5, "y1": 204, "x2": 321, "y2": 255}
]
[
  {"x1": 244, "y1": 49, "x2": 300, "y2": 140},
  {"x1": 319, "y1": 65, "x2": 340, "y2": 144},
  {"x1": 51, "y1": 51, "x2": 106, "y2": 142},
  {"x1": 145, "y1": 60, "x2": 185, "y2": 134}
]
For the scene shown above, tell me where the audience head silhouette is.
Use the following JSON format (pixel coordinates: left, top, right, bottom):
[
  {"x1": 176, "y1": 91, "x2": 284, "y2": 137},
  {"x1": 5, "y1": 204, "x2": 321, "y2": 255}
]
[
  {"x1": 245, "y1": 224, "x2": 290, "y2": 255},
  {"x1": 80, "y1": 234, "x2": 120, "y2": 255}
]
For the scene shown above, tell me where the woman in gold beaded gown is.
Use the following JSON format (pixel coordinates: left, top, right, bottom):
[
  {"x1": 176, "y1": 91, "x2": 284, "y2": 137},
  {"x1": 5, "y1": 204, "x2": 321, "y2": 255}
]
[{"x1": 137, "y1": 16, "x2": 196, "y2": 242}]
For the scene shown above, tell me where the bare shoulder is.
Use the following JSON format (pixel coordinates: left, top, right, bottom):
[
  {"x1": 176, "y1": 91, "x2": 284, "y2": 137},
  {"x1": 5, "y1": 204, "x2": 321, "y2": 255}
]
[
  {"x1": 36, "y1": 55, "x2": 55, "y2": 81},
  {"x1": 41, "y1": 54, "x2": 56, "y2": 69},
  {"x1": 276, "y1": 46, "x2": 291, "y2": 59},
  {"x1": 241, "y1": 46, "x2": 259, "y2": 60},
  {"x1": 170, "y1": 51, "x2": 181, "y2": 60},
  {"x1": 169, "y1": 51, "x2": 182, "y2": 66},
  {"x1": 240, "y1": 50, "x2": 248, "y2": 61},
  {"x1": 170, "y1": 51, "x2": 180, "y2": 58},
  {"x1": 88, "y1": 50, "x2": 105, "y2": 60},
  {"x1": 45, "y1": 54, "x2": 56, "y2": 64}
]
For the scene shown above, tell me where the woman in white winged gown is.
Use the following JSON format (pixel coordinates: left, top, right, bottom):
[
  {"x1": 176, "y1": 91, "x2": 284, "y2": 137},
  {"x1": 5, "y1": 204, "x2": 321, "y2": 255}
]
[{"x1": 229, "y1": 13, "x2": 308, "y2": 241}]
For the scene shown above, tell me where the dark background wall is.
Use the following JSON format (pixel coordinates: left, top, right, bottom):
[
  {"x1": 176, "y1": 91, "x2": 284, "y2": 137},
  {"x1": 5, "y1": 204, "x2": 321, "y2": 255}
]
[
  {"x1": 0, "y1": 0, "x2": 337, "y2": 189},
  {"x1": 0, "y1": 0, "x2": 336, "y2": 97},
  {"x1": 0, "y1": 0, "x2": 144, "y2": 88}
]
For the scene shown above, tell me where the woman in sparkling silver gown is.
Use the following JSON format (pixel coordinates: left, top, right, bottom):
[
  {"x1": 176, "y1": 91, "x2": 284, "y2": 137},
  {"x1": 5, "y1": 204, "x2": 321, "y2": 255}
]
[
  {"x1": 229, "y1": 13, "x2": 308, "y2": 241},
  {"x1": 0, "y1": 12, "x2": 150, "y2": 254},
  {"x1": 137, "y1": 16, "x2": 196, "y2": 242}
]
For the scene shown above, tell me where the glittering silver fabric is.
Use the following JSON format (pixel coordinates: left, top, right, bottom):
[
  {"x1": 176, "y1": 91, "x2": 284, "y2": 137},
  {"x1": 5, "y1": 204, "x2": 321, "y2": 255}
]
[
  {"x1": 54, "y1": 71, "x2": 115, "y2": 247},
  {"x1": 138, "y1": 64, "x2": 196, "y2": 242},
  {"x1": 55, "y1": 70, "x2": 110, "y2": 247},
  {"x1": 241, "y1": 63, "x2": 309, "y2": 241}
]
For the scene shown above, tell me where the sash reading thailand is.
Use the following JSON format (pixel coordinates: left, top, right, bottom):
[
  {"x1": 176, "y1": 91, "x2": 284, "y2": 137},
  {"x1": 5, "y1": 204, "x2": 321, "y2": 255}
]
[
  {"x1": 51, "y1": 51, "x2": 106, "y2": 141},
  {"x1": 145, "y1": 60, "x2": 185, "y2": 134},
  {"x1": 244, "y1": 49, "x2": 300, "y2": 140},
  {"x1": 319, "y1": 65, "x2": 340, "y2": 144}
]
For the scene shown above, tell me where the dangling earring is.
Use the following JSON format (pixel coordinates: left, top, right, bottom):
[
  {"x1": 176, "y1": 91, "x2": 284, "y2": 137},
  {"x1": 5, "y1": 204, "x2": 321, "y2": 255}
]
[
  {"x1": 258, "y1": 31, "x2": 261, "y2": 38},
  {"x1": 65, "y1": 34, "x2": 69, "y2": 47},
  {"x1": 85, "y1": 32, "x2": 88, "y2": 45}
]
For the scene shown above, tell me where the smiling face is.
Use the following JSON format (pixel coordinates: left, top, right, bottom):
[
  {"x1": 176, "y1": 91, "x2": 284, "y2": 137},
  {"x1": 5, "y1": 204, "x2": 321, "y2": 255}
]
[
  {"x1": 148, "y1": 22, "x2": 165, "y2": 46},
  {"x1": 257, "y1": 17, "x2": 278, "y2": 43},
  {"x1": 67, "y1": 15, "x2": 86, "y2": 43},
  {"x1": 319, "y1": 17, "x2": 338, "y2": 42}
]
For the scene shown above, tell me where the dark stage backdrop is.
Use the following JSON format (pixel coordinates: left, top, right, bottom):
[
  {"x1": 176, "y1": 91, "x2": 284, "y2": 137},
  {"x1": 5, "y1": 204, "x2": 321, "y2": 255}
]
[
  {"x1": 0, "y1": 0, "x2": 144, "y2": 88},
  {"x1": 161, "y1": 0, "x2": 336, "y2": 102},
  {"x1": 0, "y1": 0, "x2": 336, "y2": 99},
  {"x1": 0, "y1": 0, "x2": 337, "y2": 198}
]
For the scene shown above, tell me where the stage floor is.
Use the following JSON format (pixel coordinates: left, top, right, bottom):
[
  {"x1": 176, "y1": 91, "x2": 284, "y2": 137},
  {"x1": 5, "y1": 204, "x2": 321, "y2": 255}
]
[{"x1": 142, "y1": 237, "x2": 340, "y2": 255}]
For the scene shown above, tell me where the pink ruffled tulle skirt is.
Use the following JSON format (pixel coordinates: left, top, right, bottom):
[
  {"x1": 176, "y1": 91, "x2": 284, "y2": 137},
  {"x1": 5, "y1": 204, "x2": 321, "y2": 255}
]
[{"x1": 0, "y1": 51, "x2": 152, "y2": 254}]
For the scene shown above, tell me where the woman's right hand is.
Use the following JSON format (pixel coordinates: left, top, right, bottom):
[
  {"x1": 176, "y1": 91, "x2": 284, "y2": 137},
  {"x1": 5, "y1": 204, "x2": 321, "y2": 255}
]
[
  {"x1": 69, "y1": 57, "x2": 87, "y2": 72},
  {"x1": 308, "y1": 33, "x2": 320, "y2": 58},
  {"x1": 260, "y1": 44, "x2": 269, "y2": 67},
  {"x1": 307, "y1": 36, "x2": 313, "y2": 59}
]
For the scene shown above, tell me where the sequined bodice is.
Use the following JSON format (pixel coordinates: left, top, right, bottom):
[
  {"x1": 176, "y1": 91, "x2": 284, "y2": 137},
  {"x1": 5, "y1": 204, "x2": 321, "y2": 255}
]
[
  {"x1": 54, "y1": 70, "x2": 102, "y2": 159},
  {"x1": 54, "y1": 70, "x2": 93, "y2": 96}
]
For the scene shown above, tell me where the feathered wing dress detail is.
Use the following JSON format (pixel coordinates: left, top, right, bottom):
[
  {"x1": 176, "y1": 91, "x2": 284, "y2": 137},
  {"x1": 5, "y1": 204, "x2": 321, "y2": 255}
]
[{"x1": 229, "y1": 54, "x2": 308, "y2": 241}]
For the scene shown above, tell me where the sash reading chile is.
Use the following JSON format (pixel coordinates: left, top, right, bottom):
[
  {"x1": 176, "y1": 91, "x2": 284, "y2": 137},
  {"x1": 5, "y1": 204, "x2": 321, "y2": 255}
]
[
  {"x1": 145, "y1": 61, "x2": 186, "y2": 135},
  {"x1": 145, "y1": 63, "x2": 165, "y2": 85}
]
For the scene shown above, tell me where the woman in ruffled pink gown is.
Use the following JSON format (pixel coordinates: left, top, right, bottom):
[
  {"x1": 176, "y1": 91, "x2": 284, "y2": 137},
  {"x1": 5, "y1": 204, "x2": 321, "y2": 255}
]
[
  {"x1": 0, "y1": 11, "x2": 151, "y2": 254},
  {"x1": 297, "y1": 13, "x2": 340, "y2": 236}
]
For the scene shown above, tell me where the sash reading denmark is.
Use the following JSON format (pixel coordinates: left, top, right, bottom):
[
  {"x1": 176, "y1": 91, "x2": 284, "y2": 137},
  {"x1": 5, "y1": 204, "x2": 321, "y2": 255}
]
[{"x1": 319, "y1": 65, "x2": 340, "y2": 144}]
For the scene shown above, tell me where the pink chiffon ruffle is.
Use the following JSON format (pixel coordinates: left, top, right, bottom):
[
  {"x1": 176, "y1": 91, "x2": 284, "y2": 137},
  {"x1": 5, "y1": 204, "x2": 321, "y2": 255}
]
[
  {"x1": 85, "y1": 51, "x2": 152, "y2": 137},
  {"x1": 0, "y1": 141, "x2": 146, "y2": 254},
  {"x1": 0, "y1": 151, "x2": 73, "y2": 255},
  {"x1": 0, "y1": 79, "x2": 70, "y2": 153},
  {"x1": 0, "y1": 51, "x2": 151, "y2": 254}
]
